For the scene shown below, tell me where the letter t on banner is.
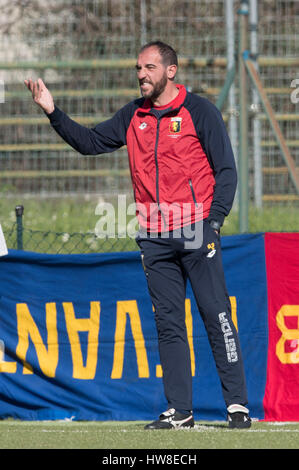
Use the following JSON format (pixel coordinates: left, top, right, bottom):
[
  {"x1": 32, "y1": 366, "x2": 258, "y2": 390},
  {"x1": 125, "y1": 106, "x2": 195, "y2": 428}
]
[
  {"x1": 0, "y1": 224, "x2": 8, "y2": 257},
  {"x1": 264, "y1": 233, "x2": 299, "y2": 421}
]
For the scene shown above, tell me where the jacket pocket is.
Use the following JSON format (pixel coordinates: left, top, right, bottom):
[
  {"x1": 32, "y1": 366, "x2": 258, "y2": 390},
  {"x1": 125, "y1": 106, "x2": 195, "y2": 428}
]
[{"x1": 188, "y1": 179, "x2": 198, "y2": 206}]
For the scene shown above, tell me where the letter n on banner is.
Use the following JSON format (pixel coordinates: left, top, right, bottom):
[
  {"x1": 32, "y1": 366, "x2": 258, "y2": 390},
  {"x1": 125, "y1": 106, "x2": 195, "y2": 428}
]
[
  {"x1": 16, "y1": 303, "x2": 58, "y2": 377},
  {"x1": 111, "y1": 300, "x2": 149, "y2": 379}
]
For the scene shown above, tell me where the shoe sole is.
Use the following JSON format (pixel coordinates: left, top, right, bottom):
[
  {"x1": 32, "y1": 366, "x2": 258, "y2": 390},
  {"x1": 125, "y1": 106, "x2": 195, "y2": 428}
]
[{"x1": 145, "y1": 419, "x2": 195, "y2": 430}]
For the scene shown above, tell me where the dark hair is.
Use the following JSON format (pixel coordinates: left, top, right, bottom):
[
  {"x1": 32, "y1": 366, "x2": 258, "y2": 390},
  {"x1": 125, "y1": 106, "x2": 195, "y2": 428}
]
[{"x1": 139, "y1": 41, "x2": 178, "y2": 67}]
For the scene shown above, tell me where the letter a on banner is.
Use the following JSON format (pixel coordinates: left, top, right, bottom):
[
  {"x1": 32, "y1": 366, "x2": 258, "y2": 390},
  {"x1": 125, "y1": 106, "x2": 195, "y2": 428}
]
[{"x1": 16, "y1": 303, "x2": 58, "y2": 377}]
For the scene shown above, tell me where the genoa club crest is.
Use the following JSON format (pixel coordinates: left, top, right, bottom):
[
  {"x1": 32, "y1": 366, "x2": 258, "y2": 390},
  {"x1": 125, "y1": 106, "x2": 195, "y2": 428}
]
[{"x1": 169, "y1": 117, "x2": 182, "y2": 133}]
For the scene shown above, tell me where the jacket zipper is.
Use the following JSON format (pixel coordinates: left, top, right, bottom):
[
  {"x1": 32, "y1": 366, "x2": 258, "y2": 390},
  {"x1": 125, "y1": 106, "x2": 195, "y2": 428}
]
[{"x1": 188, "y1": 179, "x2": 198, "y2": 206}]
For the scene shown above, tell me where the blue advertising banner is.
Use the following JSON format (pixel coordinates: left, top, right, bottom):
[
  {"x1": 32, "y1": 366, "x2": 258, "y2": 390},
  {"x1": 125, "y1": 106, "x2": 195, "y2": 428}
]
[{"x1": 0, "y1": 234, "x2": 268, "y2": 421}]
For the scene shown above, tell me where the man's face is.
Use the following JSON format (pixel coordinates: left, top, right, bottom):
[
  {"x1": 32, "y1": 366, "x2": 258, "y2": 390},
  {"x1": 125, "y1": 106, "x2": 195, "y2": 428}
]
[{"x1": 136, "y1": 46, "x2": 168, "y2": 101}]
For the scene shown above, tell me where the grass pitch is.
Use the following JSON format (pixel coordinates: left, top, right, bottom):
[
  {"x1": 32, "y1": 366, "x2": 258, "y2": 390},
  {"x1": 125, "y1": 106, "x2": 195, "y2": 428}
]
[{"x1": 0, "y1": 419, "x2": 299, "y2": 449}]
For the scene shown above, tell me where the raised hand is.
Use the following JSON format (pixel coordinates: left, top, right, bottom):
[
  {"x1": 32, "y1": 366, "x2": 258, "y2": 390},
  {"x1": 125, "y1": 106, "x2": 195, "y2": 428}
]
[{"x1": 24, "y1": 78, "x2": 55, "y2": 114}]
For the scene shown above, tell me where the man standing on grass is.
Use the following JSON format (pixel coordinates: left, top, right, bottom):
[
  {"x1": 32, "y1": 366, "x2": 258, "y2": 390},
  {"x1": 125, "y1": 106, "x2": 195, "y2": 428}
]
[{"x1": 25, "y1": 40, "x2": 251, "y2": 430}]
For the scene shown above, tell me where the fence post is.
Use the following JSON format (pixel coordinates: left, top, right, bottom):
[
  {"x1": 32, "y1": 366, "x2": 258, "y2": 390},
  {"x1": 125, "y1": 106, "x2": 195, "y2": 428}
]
[
  {"x1": 15, "y1": 205, "x2": 24, "y2": 250},
  {"x1": 244, "y1": 54, "x2": 299, "y2": 195},
  {"x1": 238, "y1": 0, "x2": 249, "y2": 233}
]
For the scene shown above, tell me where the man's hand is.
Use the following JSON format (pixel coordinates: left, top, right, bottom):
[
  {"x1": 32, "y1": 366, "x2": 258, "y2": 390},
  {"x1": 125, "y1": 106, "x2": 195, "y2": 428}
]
[{"x1": 24, "y1": 78, "x2": 55, "y2": 114}]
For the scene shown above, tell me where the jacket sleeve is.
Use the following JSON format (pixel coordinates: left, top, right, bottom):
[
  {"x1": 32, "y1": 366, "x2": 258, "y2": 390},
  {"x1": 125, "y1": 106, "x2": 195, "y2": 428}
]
[
  {"x1": 46, "y1": 102, "x2": 135, "y2": 155},
  {"x1": 194, "y1": 98, "x2": 238, "y2": 226}
]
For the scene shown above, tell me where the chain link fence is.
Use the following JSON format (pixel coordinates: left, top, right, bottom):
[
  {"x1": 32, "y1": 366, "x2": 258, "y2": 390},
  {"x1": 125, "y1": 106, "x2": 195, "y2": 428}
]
[
  {"x1": 1, "y1": 0, "x2": 299, "y2": 252},
  {"x1": 5, "y1": 226, "x2": 138, "y2": 254}
]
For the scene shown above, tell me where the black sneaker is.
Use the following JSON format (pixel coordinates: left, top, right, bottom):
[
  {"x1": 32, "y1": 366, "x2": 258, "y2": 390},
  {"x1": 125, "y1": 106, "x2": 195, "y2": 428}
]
[
  {"x1": 227, "y1": 404, "x2": 251, "y2": 429},
  {"x1": 144, "y1": 408, "x2": 194, "y2": 430}
]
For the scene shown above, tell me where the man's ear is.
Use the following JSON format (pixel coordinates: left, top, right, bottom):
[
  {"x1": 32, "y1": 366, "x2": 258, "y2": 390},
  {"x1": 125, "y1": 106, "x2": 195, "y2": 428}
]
[{"x1": 167, "y1": 64, "x2": 177, "y2": 80}]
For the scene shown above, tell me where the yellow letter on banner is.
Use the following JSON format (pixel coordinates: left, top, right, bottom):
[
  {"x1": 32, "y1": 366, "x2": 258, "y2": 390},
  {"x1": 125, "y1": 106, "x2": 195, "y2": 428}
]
[
  {"x1": 156, "y1": 296, "x2": 238, "y2": 378},
  {"x1": 63, "y1": 302, "x2": 100, "y2": 380},
  {"x1": 276, "y1": 305, "x2": 299, "y2": 364},
  {"x1": 111, "y1": 300, "x2": 149, "y2": 379},
  {"x1": 16, "y1": 303, "x2": 58, "y2": 377},
  {"x1": 185, "y1": 298, "x2": 195, "y2": 377}
]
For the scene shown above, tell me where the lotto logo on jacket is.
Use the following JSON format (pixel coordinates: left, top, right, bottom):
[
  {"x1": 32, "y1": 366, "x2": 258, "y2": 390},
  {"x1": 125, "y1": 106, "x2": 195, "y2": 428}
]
[
  {"x1": 125, "y1": 85, "x2": 236, "y2": 232},
  {"x1": 48, "y1": 84, "x2": 237, "y2": 233},
  {"x1": 169, "y1": 117, "x2": 182, "y2": 134}
]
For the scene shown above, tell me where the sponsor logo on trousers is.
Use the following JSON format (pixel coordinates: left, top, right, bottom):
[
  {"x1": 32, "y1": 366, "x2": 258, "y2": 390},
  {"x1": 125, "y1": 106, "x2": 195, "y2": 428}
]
[{"x1": 218, "y1": 312, "x2": 238, "y2": 363}]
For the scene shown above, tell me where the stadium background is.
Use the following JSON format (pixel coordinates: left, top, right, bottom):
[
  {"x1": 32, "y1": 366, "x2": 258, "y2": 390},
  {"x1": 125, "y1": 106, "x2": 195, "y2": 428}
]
[
  {"x1": 0, "y1": 0, "x2": 299, "y2": 426},
  {"x1": 0, "y1": 0, "x2": 298, "y2": 253}
]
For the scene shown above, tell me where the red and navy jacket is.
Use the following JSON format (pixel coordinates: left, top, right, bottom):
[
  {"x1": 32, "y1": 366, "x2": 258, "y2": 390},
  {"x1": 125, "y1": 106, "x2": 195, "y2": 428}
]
[{"x1": 47, "y1": 84, "x2": 237, "y2": 232}]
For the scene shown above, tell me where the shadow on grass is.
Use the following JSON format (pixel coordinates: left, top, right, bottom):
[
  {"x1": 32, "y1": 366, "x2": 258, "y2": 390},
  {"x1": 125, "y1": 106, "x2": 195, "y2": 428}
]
[{"x1": 135, "y1": 421, "x2": 228, "y2": 431}]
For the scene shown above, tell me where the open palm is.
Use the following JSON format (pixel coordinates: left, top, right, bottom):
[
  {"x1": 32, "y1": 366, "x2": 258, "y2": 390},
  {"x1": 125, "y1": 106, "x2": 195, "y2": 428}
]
[{"x1": 24, "y1": 78, "x2": 55, "y2": 114}]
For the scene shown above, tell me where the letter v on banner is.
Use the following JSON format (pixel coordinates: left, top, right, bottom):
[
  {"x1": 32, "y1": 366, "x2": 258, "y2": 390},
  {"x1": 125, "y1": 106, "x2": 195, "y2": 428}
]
[
  {"x1": 63, "y1": 301, "x2": 101, "y2": 380},
  {"x1": 0, "y1": 224, "x2": 8, "y2": 257},
  {"x1": 111, "y1": 300, "x2": 149, "y2": 379},
  {"x1": 264, "y1": 233, "x2": 299, "y2": 421}
]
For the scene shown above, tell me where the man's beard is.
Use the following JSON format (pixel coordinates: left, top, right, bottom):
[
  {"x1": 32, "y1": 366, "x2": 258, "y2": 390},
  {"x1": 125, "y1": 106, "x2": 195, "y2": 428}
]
[{"x1": 139, "y1": 73, "x2": 168, "y2": 101}]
